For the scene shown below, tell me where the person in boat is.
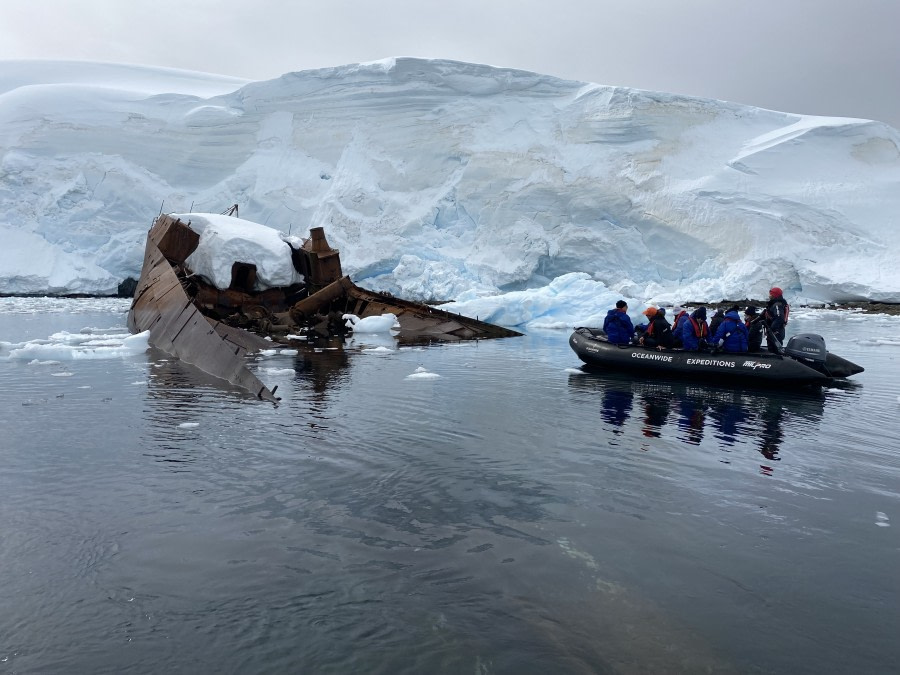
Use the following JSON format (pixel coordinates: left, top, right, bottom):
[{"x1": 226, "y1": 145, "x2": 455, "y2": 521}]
[
  {"x1": 708, "y1": 307, "x2": 726, "y2": 336},
  {"x1": 640, "y1": 307, "x2": 675, "y2": 349},
  {"x1": 679, "y1": 306, "x2": 710, "y2": 351},
  {"x1": 602, "y1": 300, "x2": 635, "y2": 344},
  {"x1": 633, "y1": 306, "x2": 656, "y2": 342},
  {"x1": 744, "y1": 306, "x2": 764, "y2": 352},
  {"x1": 763, "y1": 287, "x2": 790, "y2": 353},
  {"x1": 711, "y1": 308, "x2": 749, "y2": 353},
  {"x1": 670, "y1": 305, "x2": 688, "y2": 347}
]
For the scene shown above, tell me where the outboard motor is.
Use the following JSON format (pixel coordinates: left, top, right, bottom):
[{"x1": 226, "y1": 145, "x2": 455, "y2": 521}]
[{"x1": 784, "y1": 333, "x2": 827, "y2": 364}]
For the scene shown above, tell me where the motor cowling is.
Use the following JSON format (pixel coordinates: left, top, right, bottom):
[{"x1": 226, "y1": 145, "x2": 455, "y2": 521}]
[{"x1": 784, "y1": 333, "x2": 827, "y2": 363}]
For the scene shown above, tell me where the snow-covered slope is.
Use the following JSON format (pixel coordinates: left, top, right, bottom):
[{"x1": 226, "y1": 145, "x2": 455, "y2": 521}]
[{"x1": 0, "y1": 57, "x2": 897, "y2": 304}]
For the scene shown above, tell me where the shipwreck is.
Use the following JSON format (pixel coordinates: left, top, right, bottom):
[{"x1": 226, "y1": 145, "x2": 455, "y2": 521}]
[{"x1": 127, "y1": 207, "x2": 520, "y2": 400}]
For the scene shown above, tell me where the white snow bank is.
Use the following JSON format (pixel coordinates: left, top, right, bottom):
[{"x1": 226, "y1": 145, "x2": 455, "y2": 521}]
[{"x1": 179, "y1": 213, "x2": 304, "y2": 290}]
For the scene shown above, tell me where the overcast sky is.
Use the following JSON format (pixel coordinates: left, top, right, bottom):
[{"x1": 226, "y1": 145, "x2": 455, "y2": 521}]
[{"x1": 2, "y1": 0, "x2": 898, "y2": 128}]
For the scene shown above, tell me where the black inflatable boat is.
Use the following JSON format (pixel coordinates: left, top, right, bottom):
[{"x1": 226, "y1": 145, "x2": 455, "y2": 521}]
[{"x1": 569, "y1": 328, "x2": 864, "y2": 386}]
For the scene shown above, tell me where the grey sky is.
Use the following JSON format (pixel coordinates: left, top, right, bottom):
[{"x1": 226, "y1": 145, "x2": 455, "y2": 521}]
[{"x1": 2, "y1": 0, "x2": 898, "y2": 128}]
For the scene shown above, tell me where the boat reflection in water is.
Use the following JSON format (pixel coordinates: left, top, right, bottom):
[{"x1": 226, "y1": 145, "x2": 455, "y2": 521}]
[{"x1": 569, "y1": 370, "x2": 860, "y2": 475}]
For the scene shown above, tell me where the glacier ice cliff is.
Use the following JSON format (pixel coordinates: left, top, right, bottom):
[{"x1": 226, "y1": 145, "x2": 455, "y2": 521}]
[{"x1": 0, "y1": 57, "x2": 898, "y2": 304}]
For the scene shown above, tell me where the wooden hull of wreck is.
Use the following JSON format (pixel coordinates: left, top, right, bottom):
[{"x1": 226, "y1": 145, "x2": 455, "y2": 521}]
[
  {"x1": 290, "y1": 276, "x2": 522, "y2": 342},
  {"x1": 127, "y1": 221, "x2": 278, "y2": 402}
]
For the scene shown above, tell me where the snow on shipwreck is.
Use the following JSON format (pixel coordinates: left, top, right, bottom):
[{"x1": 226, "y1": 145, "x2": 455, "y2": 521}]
[{"x1": 127, "y1": 208, "x2": 521, "y2": 400}]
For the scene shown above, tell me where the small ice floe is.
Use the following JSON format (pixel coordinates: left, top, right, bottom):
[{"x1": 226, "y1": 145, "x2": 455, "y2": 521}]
[
  {"x1": 406, "y1": 366, "x2": 441, "y2": 380},
  {"x1": 50, "y1": 371, "x2": 73, "y2": 377},
  {"x1": 876, "y1": 512, "x2": 890, "y2": 527},
  {"x1": 285, "y1": 334, "x2": 307, "y2": 340},
  {"x1": 1, "y1": 327, "x2": 148, "y2": 362},
  {"x1": 263, "y1": 367, "x2": 295, "y2": 375},
  {"x1": 564, "y1": 367, "x2": 586, "y2": 374},
  {"x1": 178, "y1": 422, "x2": 200, "y2": 429},
  {"x1": 363, "y1": 346, "x2": 394, "y2": 353},
  {"x1": 27, "y1": 359, "x2": 61, "y2": 366},
  {"x1": 258, "y1": 348, "x2": 298, "y2": 357},
  {"x1": 77, "y1": 385, "x2": 91, "y2": 389},
  {"x1": 343, "y1": 312, "x2": 399, "y2": 333}
]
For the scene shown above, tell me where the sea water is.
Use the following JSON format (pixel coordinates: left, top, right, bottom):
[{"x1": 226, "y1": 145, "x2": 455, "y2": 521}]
[{"x1": 1, "y1": 298, "x2": 898, "y2": 674}]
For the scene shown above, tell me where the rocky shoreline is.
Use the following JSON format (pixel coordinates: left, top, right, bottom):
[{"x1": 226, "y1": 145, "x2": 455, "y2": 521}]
[{"x1": 696, "y1": 300, "x2": 900, "y2": 315}]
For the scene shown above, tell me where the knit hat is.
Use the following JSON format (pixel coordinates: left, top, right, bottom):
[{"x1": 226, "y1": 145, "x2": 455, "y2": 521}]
[
  {"x1": 692, "y1": 306, "x2": 707, "y2": 320},
  {"x1": 745, "y1": 306, "x2": 758, "y2": 315},
  {"x1": 642, "y1": 307, "x2": 658, "y2": 318},
  {"x1": 657, "y1": 307, "x2": 666, "y2": 317},
  {"x1": 769, "y1": 287, "x2": 783, "y2": 297},
  {"x1": 673, "y1": 306, "x2": 685, "y2": 315}
]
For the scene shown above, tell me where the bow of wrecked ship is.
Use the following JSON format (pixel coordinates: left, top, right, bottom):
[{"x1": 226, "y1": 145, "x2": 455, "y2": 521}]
[{"x1": 127, "y1": 208, "x2": 521, "y2": 400}]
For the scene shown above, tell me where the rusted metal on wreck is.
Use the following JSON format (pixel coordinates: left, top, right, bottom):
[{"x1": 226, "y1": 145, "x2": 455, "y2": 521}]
[
  {"x1": 128, "y1": 211, "x2": 520, "y2": 399},
  {"x1": 127, "y1": 214, "x2": 280, "y2": 401}
]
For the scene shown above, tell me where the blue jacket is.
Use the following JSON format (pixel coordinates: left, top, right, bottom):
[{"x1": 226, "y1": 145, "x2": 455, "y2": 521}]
[
  {"x1": 603, "y1": 308, "x2": 635, "y2": 344},
  {"x1": 679, "y1": 314, "x2": 710, "y2": 351},
  {"x1": 712, "y1": 311, "x2": 749, "y2": 352}
]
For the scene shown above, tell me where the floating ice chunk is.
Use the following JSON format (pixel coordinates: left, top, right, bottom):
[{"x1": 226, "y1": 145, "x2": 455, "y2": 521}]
[
  {"x1": 122, "y1": 330, "x2": 150, "y2": 352},
  {"x1": 2, "y1": 328, "x2": 150, "y2": 361},
  {"x1": 406, "y1": 366, "x2": 441, "y2": 380},
  {"x1": 876, "y1": 512, "x2": 890, "y2": 527},
  {"x1": 564, "y1": 367, "x2": 586, "y2": 374},
  {"x1": 263, "y1": 367, "x2": 295, "y2": 375},
  {"x1": 344, "y1": 313, "x2": 399, "y2": 333},
  {"x1": 50, "y1": 372, "x2": 73, "y2": 377},
  {"x1": 178, "y1": 422, "x2": 200, "y2": 429},
  {"x1": 363, "y1": 346, "x2": 394, "y2": 353}
]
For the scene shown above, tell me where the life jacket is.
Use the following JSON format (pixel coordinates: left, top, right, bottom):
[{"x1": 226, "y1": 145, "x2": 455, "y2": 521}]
[{"x1": 688, "y1": 316, "x2": 708, "y2": 338}]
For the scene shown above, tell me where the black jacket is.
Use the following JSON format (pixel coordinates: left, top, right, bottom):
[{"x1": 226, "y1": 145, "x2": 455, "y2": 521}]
[
  {"x1": 764, "y1": 297, "x2": 789, "y2": 333},
  {"x1": 709, "y1": 310, "x2": 725, "y2": 336},
  {"x1": 643, "y1": 315, "x2": 674, "y2": 348},
  {"x1": 746, "y1": 317, "x2": 764, "y2": 351}
]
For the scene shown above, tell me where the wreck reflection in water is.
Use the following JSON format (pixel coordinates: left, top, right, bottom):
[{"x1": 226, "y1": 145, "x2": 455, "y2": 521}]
[{"x1": 568, "y1": 370, "x2": 858, "y2": 475}]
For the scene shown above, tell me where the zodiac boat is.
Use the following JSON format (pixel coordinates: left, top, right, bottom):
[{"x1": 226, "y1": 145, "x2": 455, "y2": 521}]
[{"x1": 569, "y1": 327, "x2": 863, "y2": 386}]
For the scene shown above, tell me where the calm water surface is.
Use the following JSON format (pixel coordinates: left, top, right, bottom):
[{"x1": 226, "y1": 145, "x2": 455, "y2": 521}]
[{"x1": 1, "y1": 299, "x2": 898, "y2": 674}]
